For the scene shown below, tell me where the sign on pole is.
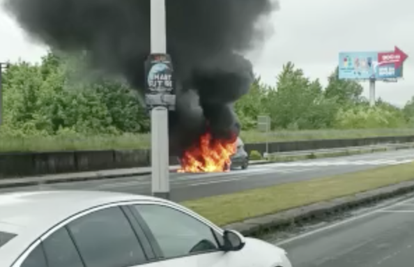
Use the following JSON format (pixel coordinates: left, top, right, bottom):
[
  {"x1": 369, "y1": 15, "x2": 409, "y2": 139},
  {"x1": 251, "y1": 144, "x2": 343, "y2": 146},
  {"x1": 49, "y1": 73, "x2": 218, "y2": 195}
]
[
  {"x1": 338, "y1": 46, "x2": 408, "y2": 106},
  {"x1": 257, "y1": 115, "x2": 271, "y2": 157},
  {"x1": 145, "y1": 53, "x2": 176, "y2": 111}
]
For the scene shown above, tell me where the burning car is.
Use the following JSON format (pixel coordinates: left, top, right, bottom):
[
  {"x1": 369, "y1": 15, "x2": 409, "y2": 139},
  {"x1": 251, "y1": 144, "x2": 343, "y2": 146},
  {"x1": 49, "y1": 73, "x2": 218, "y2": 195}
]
[
  {"x1": 177, "y1": 134, "x2": 248, "y2": 173},
  {"x1": 229, "y1": 137, "x2": 249, "y2": 170}
]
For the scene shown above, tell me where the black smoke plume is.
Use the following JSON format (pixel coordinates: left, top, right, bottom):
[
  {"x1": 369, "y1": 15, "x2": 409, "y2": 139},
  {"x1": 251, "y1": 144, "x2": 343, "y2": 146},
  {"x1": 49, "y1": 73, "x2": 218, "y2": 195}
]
[{"x1": 4, "y1": 0, "x2": 278, "y2": 155}]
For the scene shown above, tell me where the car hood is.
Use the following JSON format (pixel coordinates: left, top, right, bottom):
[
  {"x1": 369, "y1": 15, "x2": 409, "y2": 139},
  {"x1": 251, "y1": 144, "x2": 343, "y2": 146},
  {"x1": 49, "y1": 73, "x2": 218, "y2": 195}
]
[{"x1": 242, "y1": 237, "x2": 290, "y2": 266}]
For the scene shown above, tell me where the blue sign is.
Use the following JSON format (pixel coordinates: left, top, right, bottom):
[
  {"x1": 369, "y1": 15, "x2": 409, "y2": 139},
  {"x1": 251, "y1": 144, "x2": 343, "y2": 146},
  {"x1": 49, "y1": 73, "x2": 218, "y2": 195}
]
[
  {"x1": 338, "y1": 50, "x2": 404, "y2": 80},
  {"x1": 376, "y1": 63, "x2": 403, "y2": 79},
  {"x1": 338, "y1": 52, "x2": 378, "y2": 79}
]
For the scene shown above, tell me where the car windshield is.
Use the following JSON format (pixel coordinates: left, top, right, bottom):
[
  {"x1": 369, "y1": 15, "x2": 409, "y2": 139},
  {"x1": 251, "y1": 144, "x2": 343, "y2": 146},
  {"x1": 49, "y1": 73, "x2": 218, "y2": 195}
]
[
  {"x1": 0, "y1": 231, "x2": 17, "y2": 248},
  {"x1": 237, "y1": 138, "x2": 243, "y2": 146}
]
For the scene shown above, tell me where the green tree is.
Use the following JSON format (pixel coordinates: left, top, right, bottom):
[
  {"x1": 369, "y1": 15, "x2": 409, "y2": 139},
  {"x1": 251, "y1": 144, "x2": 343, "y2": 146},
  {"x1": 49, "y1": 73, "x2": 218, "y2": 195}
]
[
  {"x1": 1, "y1": 51, "x2": 149, "y2": 136},
  {"x1": 265, "y1": 62, "x2": 337, "y2": 129},
  {"x1": 1, "y1": 51, "x2": 411, "y2": 139},
  {"x1": 234, "y1": 76, "x2": 268, "y2": 130},
  {"x1": 324, "y1": 67, "x2": 364, "y2": 106},
  {"x1": 403, "y1": 96, "x2": 414, "y2": 125}
]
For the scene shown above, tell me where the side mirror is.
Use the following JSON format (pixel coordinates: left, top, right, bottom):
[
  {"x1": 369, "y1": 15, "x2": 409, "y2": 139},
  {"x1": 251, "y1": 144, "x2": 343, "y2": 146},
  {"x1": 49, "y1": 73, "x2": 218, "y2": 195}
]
[{"x1": 221, "y1": 229, "x2": 246, "y2": 252}]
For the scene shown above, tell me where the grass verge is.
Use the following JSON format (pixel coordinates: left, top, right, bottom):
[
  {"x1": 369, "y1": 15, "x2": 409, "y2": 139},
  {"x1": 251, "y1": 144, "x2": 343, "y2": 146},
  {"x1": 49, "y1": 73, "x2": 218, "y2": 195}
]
[
  {"x1": 182, "y1": 161, "x2": 414, "y2": 226},
  {"x1": 1, "y1": 128, "x2": 414, "y2": 152}
]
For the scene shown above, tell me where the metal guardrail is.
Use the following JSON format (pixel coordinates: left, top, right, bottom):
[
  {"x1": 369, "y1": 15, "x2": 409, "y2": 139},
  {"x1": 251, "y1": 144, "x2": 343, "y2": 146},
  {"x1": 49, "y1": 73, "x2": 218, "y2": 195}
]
[
  {"x1": 262, "y1": 129, "x2": 414, "y2": 137},
  {"x1": 267, "y1": 143, "x2": 397, "y2": 156}
]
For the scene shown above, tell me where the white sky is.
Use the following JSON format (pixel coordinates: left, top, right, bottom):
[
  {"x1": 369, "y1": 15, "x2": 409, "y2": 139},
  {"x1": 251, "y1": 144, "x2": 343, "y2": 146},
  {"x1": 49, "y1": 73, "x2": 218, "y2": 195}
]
[{"x1": 1, "y1": 0, "x2": 413, "y2": 107}]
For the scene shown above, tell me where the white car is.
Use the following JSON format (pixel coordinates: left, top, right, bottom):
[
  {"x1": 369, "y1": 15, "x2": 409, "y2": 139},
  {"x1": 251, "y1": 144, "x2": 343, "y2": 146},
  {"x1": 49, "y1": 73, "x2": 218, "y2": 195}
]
[{"x1": 0, "y1": 190, "x2": 292, "y2": 267}]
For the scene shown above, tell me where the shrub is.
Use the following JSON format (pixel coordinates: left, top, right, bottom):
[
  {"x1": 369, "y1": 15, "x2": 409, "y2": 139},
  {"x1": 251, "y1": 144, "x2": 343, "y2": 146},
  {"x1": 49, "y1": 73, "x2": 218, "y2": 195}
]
[{"x1": 249, "y1": 150, "x2": 262, "y2": 160}]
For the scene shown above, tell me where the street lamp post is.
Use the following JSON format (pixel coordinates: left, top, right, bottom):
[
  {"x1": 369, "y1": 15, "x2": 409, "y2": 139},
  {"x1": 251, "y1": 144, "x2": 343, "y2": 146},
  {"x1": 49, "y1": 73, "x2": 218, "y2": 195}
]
[
  {"x1": 369, "y1": 78, "x2": 376, "y2": 107},
  {"x1": 0, "y1": 63, "x2": 9, "y2": 125},
  {"x1": 148, "y1": 0, "x2": 171, "y2": 199}
]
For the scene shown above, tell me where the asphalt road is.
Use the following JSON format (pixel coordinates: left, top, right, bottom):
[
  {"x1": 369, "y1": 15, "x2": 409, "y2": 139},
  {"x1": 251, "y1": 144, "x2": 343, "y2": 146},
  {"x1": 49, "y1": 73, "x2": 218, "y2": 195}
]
[
  {"x1": 1, "y1": 149, "x2": 414, "y2": 201},
  {"x1": 276, "y1": 196, "x2": 414, "y2": 267}
]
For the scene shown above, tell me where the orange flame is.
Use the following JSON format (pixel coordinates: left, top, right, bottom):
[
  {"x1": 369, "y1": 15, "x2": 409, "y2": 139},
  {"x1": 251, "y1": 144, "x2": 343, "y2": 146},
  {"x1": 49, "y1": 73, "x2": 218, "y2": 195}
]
[{"x1": 178, "y1": 132, "x2": 237, "y2": 173}]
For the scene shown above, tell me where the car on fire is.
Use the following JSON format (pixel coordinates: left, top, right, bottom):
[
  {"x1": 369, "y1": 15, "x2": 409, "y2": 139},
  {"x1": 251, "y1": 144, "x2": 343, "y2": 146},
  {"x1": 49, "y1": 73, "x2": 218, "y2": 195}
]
[
  {"x1": 230, "y1": 137, "x2": 249, "y2": 170},
  {"x1": 0, "y1": 190, "x2": 292, "y2": 267}
]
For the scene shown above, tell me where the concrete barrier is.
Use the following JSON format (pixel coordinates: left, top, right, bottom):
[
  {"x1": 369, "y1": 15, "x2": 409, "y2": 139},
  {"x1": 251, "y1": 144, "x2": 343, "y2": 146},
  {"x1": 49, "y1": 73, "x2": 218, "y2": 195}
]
[
  {"x1": 243, "y1": 135, "x2": 414, "y2": 154},
  {"x1": 1, "y1": 135, "x2": 413, "y2": 178}
]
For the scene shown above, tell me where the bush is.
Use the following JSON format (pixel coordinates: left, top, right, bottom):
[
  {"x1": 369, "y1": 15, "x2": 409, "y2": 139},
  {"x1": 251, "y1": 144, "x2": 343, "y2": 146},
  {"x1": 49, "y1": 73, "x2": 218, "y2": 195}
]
[
  {"x1": 249, "y1": 150, "x2": 262, "y2": 160},
  {"x1": 334, "y1": 106, "x2": 406, "y2": 129}
]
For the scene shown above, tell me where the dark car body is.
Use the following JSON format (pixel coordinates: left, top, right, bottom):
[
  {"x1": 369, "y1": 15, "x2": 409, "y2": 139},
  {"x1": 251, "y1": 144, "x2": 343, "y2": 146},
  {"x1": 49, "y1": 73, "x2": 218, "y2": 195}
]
[{"x1": 230, "y1": 137, "x2": 249, "y2": 170}]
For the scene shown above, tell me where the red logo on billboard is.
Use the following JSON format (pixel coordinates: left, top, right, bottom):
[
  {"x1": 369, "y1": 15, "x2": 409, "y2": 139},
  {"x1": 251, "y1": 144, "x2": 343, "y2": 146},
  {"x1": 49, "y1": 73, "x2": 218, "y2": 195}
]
[{"x1": 378, "y1": 46, "x2": 408, "y2": 69}]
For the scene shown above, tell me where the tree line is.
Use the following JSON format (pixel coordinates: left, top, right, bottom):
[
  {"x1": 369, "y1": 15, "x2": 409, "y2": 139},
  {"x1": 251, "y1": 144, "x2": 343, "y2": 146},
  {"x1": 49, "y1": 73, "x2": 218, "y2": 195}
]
[{"x1": 1, "y1": 52, "x2": 413, "y2": 138}]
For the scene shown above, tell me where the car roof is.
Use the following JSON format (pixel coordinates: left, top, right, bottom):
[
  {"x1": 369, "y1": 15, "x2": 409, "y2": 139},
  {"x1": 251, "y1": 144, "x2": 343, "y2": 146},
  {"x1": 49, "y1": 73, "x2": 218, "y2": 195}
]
[
  {"x1": 0, "y1": 190, "x2": 168, "y2": 266},
  {"x1": 0, "y1": 190, "x2": 161, "y2": 231}
]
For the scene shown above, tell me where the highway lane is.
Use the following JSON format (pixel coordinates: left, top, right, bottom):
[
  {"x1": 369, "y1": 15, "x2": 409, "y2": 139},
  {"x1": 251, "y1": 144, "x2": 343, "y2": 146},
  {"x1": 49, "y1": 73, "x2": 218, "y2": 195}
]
[
  {"x1": 276, "y1": 196, "x2": 414, "y2": 267},
  {"x1": 1, "y1": 148, "x2": 414, "y2": 201}
]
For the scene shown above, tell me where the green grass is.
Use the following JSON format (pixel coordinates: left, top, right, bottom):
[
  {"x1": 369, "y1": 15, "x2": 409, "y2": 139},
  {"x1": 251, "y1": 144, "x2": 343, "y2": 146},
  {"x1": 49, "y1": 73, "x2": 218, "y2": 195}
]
[
  {"x1": 181, "y1": 162, "x2": 414, "y2": 226},
  {"x1": 1, "y1": 128, "x2": 414, "y2": 152}
]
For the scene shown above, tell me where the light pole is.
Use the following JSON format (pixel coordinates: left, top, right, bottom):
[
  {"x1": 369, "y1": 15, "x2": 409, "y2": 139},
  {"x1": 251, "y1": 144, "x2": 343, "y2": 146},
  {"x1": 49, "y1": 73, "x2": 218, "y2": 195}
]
[
  {"x1": 369, "y1": 78, "x2": 375, "y2": 107},
  {"x1": 147, "y1": 0, "x2": 173, "y2": 200},
  {"x1": 0, "y1": 62, "x2": 9, "y2": 125}
]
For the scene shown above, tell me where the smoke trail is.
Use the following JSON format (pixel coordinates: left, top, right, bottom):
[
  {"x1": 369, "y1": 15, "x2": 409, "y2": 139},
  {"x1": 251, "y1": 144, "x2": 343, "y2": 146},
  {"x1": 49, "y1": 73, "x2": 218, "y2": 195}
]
[{"x1": 4, "y1": 0, "x2": 278, "y2": 154}]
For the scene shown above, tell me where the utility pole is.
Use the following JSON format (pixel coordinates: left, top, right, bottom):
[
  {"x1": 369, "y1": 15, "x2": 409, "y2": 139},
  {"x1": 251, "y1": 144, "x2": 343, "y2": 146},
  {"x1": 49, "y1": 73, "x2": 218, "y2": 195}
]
[
  {"x1": 0, "y1": 62, "x2": 9, "y2": 125},
  {"x1": 369, "y1": 78, "x2": 375, "y2": 107},
  {"x1": 146, "y1": 0, "x2": 175, "y2": 199}
]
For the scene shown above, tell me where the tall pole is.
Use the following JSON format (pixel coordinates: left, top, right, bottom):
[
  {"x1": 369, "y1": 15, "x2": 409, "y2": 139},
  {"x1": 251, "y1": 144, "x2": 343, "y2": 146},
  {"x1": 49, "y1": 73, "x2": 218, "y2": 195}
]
[
  {"x1": 0, "y1": 63, "x2": 7, "y2": 125},
  {"x1": 369, "y1": 78, "x2": 375, "y2": 107},
  {"x1": 151, "y1": 0, "x2": 167, "y2": 55},
  {"x1": 150, "y1": 0, "x2": 170, "y2": 199},
  {"x1": 0, "y1": 63, "x2": 3, "y2": 125}
]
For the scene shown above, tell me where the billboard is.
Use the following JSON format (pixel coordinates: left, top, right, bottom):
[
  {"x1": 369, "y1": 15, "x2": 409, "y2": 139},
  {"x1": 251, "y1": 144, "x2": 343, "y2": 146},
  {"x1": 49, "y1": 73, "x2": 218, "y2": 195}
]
[{"x1": 338, "y1": 46, "x2": 408, "y2": 80}]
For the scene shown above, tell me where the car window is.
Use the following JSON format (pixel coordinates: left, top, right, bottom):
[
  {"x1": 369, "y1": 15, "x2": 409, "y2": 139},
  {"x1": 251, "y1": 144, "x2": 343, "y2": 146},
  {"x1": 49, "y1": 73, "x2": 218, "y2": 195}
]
[
  {"x1": 0, "y1": 231, "x2": 16, "y2": 247},
  {"x1": 134, "y1": 204, "x2": 219, "y2": 259},
  {"x1": 237, "y1": 138, "x2": 243, "y2": 147},
  {"x1": 21, "y1": 245, "x2": 47, "y2": 267},
  {"x1": 67, "y1": 206, "x2": 147, "y2": 267},
  {"x1": 43, "y1": 227, "x2": 84, "y2": 267}
]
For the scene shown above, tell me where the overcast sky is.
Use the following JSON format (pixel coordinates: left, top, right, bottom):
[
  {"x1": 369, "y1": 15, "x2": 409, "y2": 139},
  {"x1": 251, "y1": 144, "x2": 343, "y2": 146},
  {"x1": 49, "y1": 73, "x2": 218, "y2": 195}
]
[{"x1": 0, "y1": 0, "x2": 412, "y2": 107}]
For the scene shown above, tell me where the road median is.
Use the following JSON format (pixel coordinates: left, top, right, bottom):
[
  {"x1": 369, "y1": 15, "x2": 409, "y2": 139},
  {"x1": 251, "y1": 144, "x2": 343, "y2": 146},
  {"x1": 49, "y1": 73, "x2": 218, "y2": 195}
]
[
  {"x1": 181, "y1": 161, "x2": 414, "y2": 236},
  {"x1": 0, "y1": 144, "x2": 411, "y2": 188}
]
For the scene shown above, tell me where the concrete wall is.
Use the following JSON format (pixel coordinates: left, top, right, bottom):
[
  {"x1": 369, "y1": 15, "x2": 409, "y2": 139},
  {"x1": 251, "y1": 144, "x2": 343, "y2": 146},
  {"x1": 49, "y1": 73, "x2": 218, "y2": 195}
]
[
  {"x1": 1, "y1": 135, "x2": 413, "y2": 178},
  {"x1": 243, "y1": 135, "x2": 414, "y2": 154}
]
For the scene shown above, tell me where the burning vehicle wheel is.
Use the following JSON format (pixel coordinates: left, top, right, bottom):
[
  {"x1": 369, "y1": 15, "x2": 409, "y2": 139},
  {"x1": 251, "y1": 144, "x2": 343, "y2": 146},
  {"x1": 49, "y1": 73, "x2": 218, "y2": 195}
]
[{"x1": 241, "y1": 160, "x2": 248, "y2": 170}]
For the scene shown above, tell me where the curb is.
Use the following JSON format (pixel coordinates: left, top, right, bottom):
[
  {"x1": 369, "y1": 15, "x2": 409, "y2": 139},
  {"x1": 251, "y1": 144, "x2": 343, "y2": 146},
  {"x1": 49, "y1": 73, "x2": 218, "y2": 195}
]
[
  {"x1": 266, "y1": 144, "x2": 414, "y2": 163},
  {"x1": 0, "y1": 144, "x2": 412, "y2": 189},
  {"x1": 224, "y1": 180, "x2": 414, "y2": 237}
]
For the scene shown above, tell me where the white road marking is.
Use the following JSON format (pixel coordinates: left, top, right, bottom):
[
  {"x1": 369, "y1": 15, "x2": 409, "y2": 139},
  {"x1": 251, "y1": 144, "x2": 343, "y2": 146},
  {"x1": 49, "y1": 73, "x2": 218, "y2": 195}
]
[
  {"x1": 268, "y1": 159, "x2": 414, "y2": 167},
  {"x1": 188, "y1": 177, "x2": 249, "y2": 186},
  {"x1": 97, "y1": 166, "x2": 317, "y2": 189},
  {"x1": 276, "y1": 195, "x2": 414, "y2": 246},
  {"x1": 97, "y1": 181, "x2": 149, "y2": 189},
  {"x1": 376, "y1": 210, "x2": 414, "y2": 213},
  {"x1": 93, "y1": 158, "x2": 414, "y2": 190},
  {"x1": 272, "y1": 167, "x2": 317, "y2": 173},
  {"x1": 97, "y1": 167, "x2": 315, "y2": 189},
  {"x1": 395, "y1": 203, "x2": 414, "y2": 206}
]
